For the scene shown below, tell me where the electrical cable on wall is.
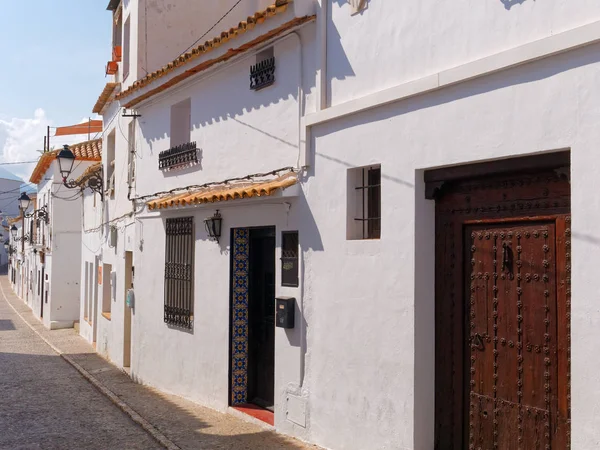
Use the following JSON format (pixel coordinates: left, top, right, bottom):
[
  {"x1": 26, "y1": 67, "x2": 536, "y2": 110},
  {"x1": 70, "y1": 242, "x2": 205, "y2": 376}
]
[
  {"x1": 179, "y1": 0, "x2": 244, "y2": 56},
  {"x1": 132, "y1": 166, "x2": 296, "y2": 203}
]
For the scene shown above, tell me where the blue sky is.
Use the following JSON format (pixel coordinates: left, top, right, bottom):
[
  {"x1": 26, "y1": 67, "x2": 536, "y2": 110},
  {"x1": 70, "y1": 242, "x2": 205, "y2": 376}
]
[{"x1": 0, "y1": 1, "x2": 110, "y2": 180}]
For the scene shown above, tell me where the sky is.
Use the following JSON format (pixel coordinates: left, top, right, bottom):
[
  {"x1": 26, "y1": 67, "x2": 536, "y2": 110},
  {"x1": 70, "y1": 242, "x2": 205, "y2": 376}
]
[{"x1": 0, "y1": 1, "x2": 111, "y2": 182}]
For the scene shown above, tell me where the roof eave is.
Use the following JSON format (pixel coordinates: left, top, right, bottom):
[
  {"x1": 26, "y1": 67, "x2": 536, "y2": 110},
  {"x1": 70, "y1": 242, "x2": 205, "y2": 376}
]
[
  {"x1": 121, "y1": 15, "x2": 315, "y2": 109},
  {"x1": 107, "y1": 0, "x2": 121, "y2": 11}
]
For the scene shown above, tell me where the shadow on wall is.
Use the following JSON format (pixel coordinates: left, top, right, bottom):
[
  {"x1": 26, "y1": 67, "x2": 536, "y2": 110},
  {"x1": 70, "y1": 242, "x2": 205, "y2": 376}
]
[
  {"x1": 142, "y1": 22, "x2": 319, "y2": 149},
  {"x1": 310, "y1": 40, "x2": 599, "y2": 450},
  {"x1": 312, "y1": 41, "x2": 600, "y2": 160},
  {"x1": 326, "y1": 1, "x2": 357, "y2": 104},
  {"x1": 500, "y1": 0, "x2": 527, "y2": 10}
]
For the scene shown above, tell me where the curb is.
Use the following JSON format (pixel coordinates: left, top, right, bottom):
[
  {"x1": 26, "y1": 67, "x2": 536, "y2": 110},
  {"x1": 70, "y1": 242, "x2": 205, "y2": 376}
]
[{"x1": 0, "y1": 282, "x2": 181, "y2": 450}]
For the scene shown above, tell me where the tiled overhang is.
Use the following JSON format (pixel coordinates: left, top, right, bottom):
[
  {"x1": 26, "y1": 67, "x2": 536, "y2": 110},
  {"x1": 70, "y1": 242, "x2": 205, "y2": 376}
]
[
  {"x1": 92, "y1": 82, "x2": 119, "y2": 114},
  {"x1": 75, "y1": 162, "x2": 102, "y2": 184},
  {"x1": 116, "y1": 1, "x2": 315, "y2": 108},
  {"x1": 30, "y1": 139, "x2": 102, "y2": 184},
  {"x1": 147, "y1": 172, "x2": 297, "y2": 211}
]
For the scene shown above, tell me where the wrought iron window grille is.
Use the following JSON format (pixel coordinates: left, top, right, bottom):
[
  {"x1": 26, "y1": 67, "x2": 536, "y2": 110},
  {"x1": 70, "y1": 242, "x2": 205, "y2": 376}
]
[
  {"x1": 250, "y1": 57, "x2": 276, "y2": 91},
  {"x1": 281, "y1": 231, "x2": 299, "y2": 287},
  {"x1": 164, "y1": 217, "x2": 194, "y2": 329},
  {"x1": 159, "y1": 141, "x2": 199, "y2": 170},
  {"x1": 354, "y1": 166, "x2": 381, "y2": 239}
]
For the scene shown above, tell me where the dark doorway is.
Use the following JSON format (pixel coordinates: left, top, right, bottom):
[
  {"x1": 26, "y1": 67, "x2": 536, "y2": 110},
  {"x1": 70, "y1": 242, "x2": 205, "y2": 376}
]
[
  {"x1": 40, "y1": 266, "x2": 44, "y2": 318},
  {"x1": 247, "y1": 227, "x2": 276, "y2": 410}
]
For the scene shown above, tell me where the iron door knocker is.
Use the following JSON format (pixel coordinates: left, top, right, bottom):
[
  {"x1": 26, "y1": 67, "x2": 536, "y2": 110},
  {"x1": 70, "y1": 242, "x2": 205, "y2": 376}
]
[{"x1": 471, "y1": 333, "x2": 485, "y2": 351}]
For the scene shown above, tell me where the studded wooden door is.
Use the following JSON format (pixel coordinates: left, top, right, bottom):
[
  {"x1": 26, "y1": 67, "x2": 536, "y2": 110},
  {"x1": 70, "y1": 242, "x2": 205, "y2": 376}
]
[
  {"x1": 467, "y1": 223, "x2": 561, "y2": 449},
  {"x1": 430, "y1": 161, "x2": 571, "y2": 450}
]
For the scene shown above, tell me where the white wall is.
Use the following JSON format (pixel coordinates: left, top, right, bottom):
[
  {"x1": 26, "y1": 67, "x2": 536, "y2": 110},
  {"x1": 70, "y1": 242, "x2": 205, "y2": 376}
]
[
  {"x1": 325, "y1": 0, "x2": 600, "y2": 107},
  {"x1": 32, "y1": 161, "x2": 95, "y2": 329},
  {"x1": 129, "y1": 21, "x2": 316, "y2": 440},
  {"x1": 0, "y1": 178, "x2": 23, "y2": 269},
  {"x1": 305, "y1": 43, "x2": 600, "y2": 450},
  {"x1": 79, "y1": 191, "x2": 104, "y2": 345},
  {"x1": 136, "y1": 26, "x2": 316, "y2": 196},
  {"x1": 133, "y1": 199, "x2": 305, "y2": 417},
  {"x1": 138, "y1": 0, "x2": 315, "y2": 76}
]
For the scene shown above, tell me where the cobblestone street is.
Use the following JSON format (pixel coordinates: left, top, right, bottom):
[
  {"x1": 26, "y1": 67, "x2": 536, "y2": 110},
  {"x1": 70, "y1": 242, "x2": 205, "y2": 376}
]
[
  {"x1": 0, "y1": 277, "x2": 314, "y2": 450},
  {"x1": 0, "y1": 281, "x2": 161, "y2": 449}
]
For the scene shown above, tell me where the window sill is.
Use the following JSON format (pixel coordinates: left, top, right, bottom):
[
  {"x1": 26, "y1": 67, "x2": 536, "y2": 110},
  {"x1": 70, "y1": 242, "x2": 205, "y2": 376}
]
[{"x1": 101, "y1": 312, "x2": 111, "y2": 321}]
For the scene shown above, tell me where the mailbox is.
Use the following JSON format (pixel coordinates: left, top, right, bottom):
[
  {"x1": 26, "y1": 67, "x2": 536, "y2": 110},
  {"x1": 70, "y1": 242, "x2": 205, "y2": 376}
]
[{"x1": 276, "y1": 297, "x2": 295, "y2": 329}]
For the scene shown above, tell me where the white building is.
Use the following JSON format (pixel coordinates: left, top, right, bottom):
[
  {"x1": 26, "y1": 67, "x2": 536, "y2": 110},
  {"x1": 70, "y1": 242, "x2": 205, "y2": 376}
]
[
  {"x1": 83, "y1": 0, "x2": 600, "y2": 449},
  {"x1": 24, "y1": 141, "x2": 102, "y2": 330},
  {"x1": 0, "y1": 172, "x2": 26, "y2": 271}
]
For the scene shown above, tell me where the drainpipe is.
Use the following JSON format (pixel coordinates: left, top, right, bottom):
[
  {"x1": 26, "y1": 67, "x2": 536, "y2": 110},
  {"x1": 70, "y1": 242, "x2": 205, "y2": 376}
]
[{"x1": 316, "y1": 0, "x2": 328, "y2": 111}]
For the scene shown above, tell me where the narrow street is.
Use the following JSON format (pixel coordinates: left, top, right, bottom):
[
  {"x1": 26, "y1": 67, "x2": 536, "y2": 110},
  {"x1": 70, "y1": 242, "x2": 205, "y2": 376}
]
[
  {"x1": 0, "y1": 276, "x2": 162, "y2": 449},
  {"x1": 0, "y1": 280, "x2": 161, "y2": 449},
  {"x1": 0, "y1": 276, "x2": 313, "y2": 450}
]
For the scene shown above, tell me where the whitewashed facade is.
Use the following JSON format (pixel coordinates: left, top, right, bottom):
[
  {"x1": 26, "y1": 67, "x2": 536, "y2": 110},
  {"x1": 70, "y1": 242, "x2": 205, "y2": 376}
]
[
  {"x1": 11, "y1": 145, "x2": 102, "y2": 330},
  {"x1": 80, "y1": 0, "x2": 600, "y2": 449}
]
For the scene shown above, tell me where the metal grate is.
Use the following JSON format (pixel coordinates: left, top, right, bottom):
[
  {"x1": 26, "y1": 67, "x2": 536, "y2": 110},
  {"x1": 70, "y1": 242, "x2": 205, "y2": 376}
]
[
  {"x1": 354, "y1": 167, "x2": 381, "y2": 239},
  {"x1": 281, "y1": 231, "x2": 299, "y2": 287},
  {"x1": 159, "y1": 142, "x2": 198, "y2": 170},
  {"x1": 164, "y1": 217, "x2": 194, "y2": 329},
  {"x1": 250, "y1": 57, "x2": 276, "y2": 91}
]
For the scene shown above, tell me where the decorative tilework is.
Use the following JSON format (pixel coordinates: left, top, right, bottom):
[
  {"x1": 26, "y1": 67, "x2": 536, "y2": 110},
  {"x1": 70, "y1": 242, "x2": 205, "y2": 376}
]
[{"x1": 231, "y1": 228, "x2": 250, "y2": 405}]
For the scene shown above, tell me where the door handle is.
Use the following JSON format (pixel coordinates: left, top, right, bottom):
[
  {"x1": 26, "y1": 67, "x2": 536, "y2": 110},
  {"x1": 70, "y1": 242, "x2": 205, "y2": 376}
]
[{"x1": 471, "y1": 333, "x2": 485, "y2": 351}]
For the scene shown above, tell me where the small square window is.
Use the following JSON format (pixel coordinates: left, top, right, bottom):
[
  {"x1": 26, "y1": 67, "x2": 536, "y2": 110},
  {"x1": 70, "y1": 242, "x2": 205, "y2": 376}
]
[
  {"x1": 347, "y1": 165, "x2": 381, "y2": 240},
  {"x1": 250, "y1": 47, "x2": 275, "y2": 91},
  {"x1": 281, "y1": 231, "x2": 299, "y2": 287}
]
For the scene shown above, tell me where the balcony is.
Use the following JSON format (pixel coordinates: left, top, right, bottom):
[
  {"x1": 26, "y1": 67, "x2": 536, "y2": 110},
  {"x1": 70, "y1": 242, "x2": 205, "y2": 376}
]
[{"x1": 159, "y1": 142, "x2": 199, "y2": 170}]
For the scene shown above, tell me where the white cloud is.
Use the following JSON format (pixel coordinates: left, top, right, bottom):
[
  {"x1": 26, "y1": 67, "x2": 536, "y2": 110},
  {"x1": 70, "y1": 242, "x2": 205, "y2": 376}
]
[{"x1": 0, "y1": 109, "x2": 98, "y2": 181}]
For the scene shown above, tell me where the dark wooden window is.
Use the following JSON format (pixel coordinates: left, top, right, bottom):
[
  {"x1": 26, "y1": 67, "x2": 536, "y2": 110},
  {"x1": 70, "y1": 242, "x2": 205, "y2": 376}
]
[
  {"x1": 355, "y1": 166, "x2": 381, "y2": 239},
  {"x1": 281, "y1": 231, "x2": 299, "y2": 287},
  {"x1": 164, "y1": 217, "x2": 194, "y2": 329}
]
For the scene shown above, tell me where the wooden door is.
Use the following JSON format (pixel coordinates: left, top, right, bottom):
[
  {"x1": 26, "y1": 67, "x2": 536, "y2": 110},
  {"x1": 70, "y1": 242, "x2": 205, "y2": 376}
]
[
  {"x1": 467, "y1": 222, "x2": 560, "y2": 449},
  {"x1": 430, "y1": 163, "x2": 571, "y2": 450}
]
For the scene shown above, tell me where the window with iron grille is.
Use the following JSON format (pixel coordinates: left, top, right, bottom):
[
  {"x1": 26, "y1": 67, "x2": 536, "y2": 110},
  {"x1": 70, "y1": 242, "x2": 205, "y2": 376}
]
[
  {"x1": 164, "y1": 217, "x2": 194, "y2": 329},
  {"x1": 281, "y1": 231, "x2": 299, "y2": 287},
  {"x1": 347, "y1": 165, "x2": 381, "y2": 240}
]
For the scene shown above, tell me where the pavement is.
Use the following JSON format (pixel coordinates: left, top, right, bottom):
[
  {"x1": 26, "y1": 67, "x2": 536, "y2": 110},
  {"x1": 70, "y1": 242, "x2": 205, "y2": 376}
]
[{"x1": 0, "y1": 276, "x2": 317, "y2": 450}]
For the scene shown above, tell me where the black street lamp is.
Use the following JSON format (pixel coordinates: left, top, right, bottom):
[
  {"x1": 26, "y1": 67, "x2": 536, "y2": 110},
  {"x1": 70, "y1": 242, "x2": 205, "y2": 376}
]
[
  {"x1": 204, "y1": 210, "x2": 223, "y2": 243},
  {"x1": 57, "y1": 145, "x2": 76, "y2": 181},
  {"x1": 18, "y1": 192, "x2": 31, "y2": 212},
  {"x1": 57, "y1": 144, "x2": 104, "y2": 199}
]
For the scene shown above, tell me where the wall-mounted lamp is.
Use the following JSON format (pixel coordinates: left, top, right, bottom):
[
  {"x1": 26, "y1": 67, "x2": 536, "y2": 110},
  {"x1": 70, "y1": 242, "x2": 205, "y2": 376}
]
[
  {"x1": 204, "y1": 210, "x2": 222, "y2": 243},
  {"x1": 57, "y1": 145, "x2": 104, "y2": 199},
  {"x1": 25, "y1": 205, "x2": 49, "y2": 225},
  {"x1": 4, "y1": 239, "x2": 14, "y2": 255},
  {"x1": 18, "y1": 192, "x2": 31, "y2": 212}
]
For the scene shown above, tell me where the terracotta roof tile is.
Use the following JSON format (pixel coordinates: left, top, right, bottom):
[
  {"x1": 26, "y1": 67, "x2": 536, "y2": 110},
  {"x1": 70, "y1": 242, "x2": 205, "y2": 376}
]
[
  {"x1": 93, "y1": 82, "x2": 119, "y2": 114},
  {"x1": 30, "y1": 139, "x2": 102, "y2": 185},
  {"x1": 117, "y1": 1, "x2": 314, "y2": 108},
  {"x1": 147, "y1": 172, "x2": 297, "y2": 210},
  {"x1": 75, "y1": 162, "x2": 102, "y2": 184}
]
